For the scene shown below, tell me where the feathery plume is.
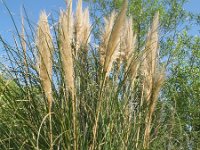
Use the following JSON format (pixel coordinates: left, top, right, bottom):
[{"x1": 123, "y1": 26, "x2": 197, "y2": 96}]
[
  {"x1": 37, "y1": 11, "x2": 53, "y2": 104},
  {"x1": 91, "y1": 1, "x2": 128, "y2": 150},
  {"x1": 146, "y1": 11, "x2": 159, "y2": 74},
  {"x1": 36, "y1": 11, "x2": 53, "y2": 149},
  {"x1": 103, "y1": 0, "x2": 128, "y2": 77},
  {"x1": 59, "y1": 11, "x2": 74, "y2": 94},
  {"x1": 99, "y1": 11, "x2": 117, "y2": 66},
  {"x1": 121, "y1": 17, "x2": 138, "y2": 83},
  {"x1": 74, "y1": 0, "x2": 91, "y2": 53},
  {"x1": 143, "y1": 69, "x2": 165, "y2": 149},
  {"x1": 65, "y1": 0, "x2": 72, "y2": 11},
  {"x1": 141, "y1": 11, "x2": 166, "y2": 149},
  {"x1": 59, "y1": 10, "x2": 77, "y2": 150},
  {"x1": 66, "y1": 0, "x2": 72, "y2": 19},
  {"x1": 81, "y1": 8, "x2": 91, "y2": 49},
  {"x1": 123, "y1": 18, "x2": 137, "y2": 61},
  {"x1": 142, "y1": 11, "x2": 159, "y2": 102},
  {"x1": 74, "y1": 0, "x2": 83, "y2": 54}
]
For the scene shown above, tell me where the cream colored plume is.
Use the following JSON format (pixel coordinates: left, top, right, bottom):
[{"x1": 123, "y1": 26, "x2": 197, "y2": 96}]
[
  {"x1": 99, "y1": 11, "x2": 117, "y2": 66},
  {"x1": 36, "y1": 11, "x2": 53, "y2": 103},
  {"x1": 74, "y1": 0, "x2": 91, "y2": 53},
  {"x1": 74, "y1": 0, "x2": 83, "y2": 49},
  {"x1": 122, "y1": 17, "x2": 137, "y2": 61},
  {"x1": 59, "y1": 10, "x2": 77, "y2": 149},
  {"x1": 120, "y1": 17, "x2": 137, "y2": 79},
  {"x1": 59, "y1": 10, "x2": 74, "y2": 94},
  {"x1": 103, "y1": 0, "x2": 128, "y2": 77},
  {"x1": 81, "y1": 8, "x2": 91, "y2": 48},
  {"x1": 141, "y1": 12, "x2": 166, "y2": 149},
  {"x1": 142, "y1": 11, "x2": 159, "y2": 101},
  {"x1": 65, "y1": 0, "x2": 72, "y2": 9},
  {"x1": 146, "y1": 11, "x2": 159, "y2": 74},
  {"x1": 124, "y1": 25, "x2": 138, "y2": 87}
]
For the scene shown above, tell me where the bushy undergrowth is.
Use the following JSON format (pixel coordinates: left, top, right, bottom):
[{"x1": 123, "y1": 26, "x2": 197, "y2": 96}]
[{"x1": 0, "y1": 0, "x2": 171, "y2": 149}]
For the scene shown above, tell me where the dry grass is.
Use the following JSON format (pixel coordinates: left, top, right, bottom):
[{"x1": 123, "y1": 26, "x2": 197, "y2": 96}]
[
  {"x1": 59, "y1": 8, "x2": 77, "y2": 150},
  {"x1": 35, "y1": 3, "x2": 164, "y2": 150},
  {"x1": 141, "y1": 11, "x2": 165, "y2": 149},
  {"x1": 74, "y1": 0, "x2": 91, "y2": 55},
  {"x1": 99, "y1": 11, "x2": 117, "y2": 66},
  {"x1": 59, "y1": 11, "x2": 74, "y2": 94},
  {"x1": 103, "y1": 0, "x2": 128, "y2": 78},
  {"x1": 36, "y1": 11, "x2": 54, "y2": 150},
  {"x1": 37, "y1": 11, "x2": 53, "y2": 107},
  {"x1": 0, "y1": 1, "x2": 166, "y2": 149}
]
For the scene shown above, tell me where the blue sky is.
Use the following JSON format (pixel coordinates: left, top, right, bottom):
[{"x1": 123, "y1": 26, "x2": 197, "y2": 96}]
[
  {"x1": 184, "y1": 0, "x2": 200, "y2": 13},
  {"x1": 0, "y1": 0, "x2": 70, "y2": 37},
  {"x1": 0, "y1": 0, "x2": 199, "y2": 40}
]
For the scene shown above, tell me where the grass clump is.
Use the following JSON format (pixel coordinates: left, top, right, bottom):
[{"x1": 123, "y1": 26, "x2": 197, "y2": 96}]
[{"x1": 0, "y1": 0, "x2": 165, "y2": 149}]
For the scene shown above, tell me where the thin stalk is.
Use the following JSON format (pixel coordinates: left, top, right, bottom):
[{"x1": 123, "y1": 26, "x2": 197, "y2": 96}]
[{"x1": 136, "y1": 82, "x2": 145, "y2": 149}]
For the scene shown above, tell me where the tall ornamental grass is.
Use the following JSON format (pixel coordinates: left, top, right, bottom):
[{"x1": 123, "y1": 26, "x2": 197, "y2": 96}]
[{"x1": 0, "y1": 0, "x2": 165, "y2": 149}]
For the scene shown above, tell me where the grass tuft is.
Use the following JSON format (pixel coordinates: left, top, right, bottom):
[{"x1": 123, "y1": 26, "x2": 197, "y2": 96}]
[{"x1": 0, "y1": 0, "x2": 166, "y2": 149}]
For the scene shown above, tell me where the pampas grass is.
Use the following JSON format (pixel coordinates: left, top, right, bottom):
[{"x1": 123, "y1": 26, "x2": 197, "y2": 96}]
[
  {"x1": 74, "y1": 0, "x2": 91, "y2": 55},
  {"x1": 141, "y1": 11, "x2": 165, "y2": 149},
  {"x1": 103, "y1": 0, "x2": 128, "y2": 78},
  {"x1": 0, "y1": 1, "x2": 167, "y2": 149},
  {"x1": 81, "y1": 8, "x2": 91, "y2": 49},
  {"x1": 59, "y1": 12, "x2": 74, "y2": 94},
  {"x1": 58, "y1": 8, "x2": 77, "y2": 150},
  {"x1": 37, "y1": 11, "x2": 53, "y2": 104},
  {"x1": 99, "y1": 11, "x2": 117, "y2": 66},
  {"x1": 36, "y1": 11, "x2": 54, "y2": 150},
  {"x1": 142, "y1": 12, "x2": 159, "y2": 102}
]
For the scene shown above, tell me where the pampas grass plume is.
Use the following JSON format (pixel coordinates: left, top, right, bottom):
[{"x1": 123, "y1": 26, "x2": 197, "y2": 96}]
[
  {"x1": 36, "y1": 11, "x2": 54, "y2": 149},
  {"x1": 103, "y1": 0, "x2": 128, "y2": 77},
  {"x1": 99, "y1": 11, "x2": 117, "y2": 66},
  {"x1": 37, "y1": 11, "x2": 53, "y2": 104},
  {"x1": 59, "y1": 11, "x2": 74, "y2": 94},
  {"x1": 81, "y1": 8, "x2": 91, "y2": 48}
]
